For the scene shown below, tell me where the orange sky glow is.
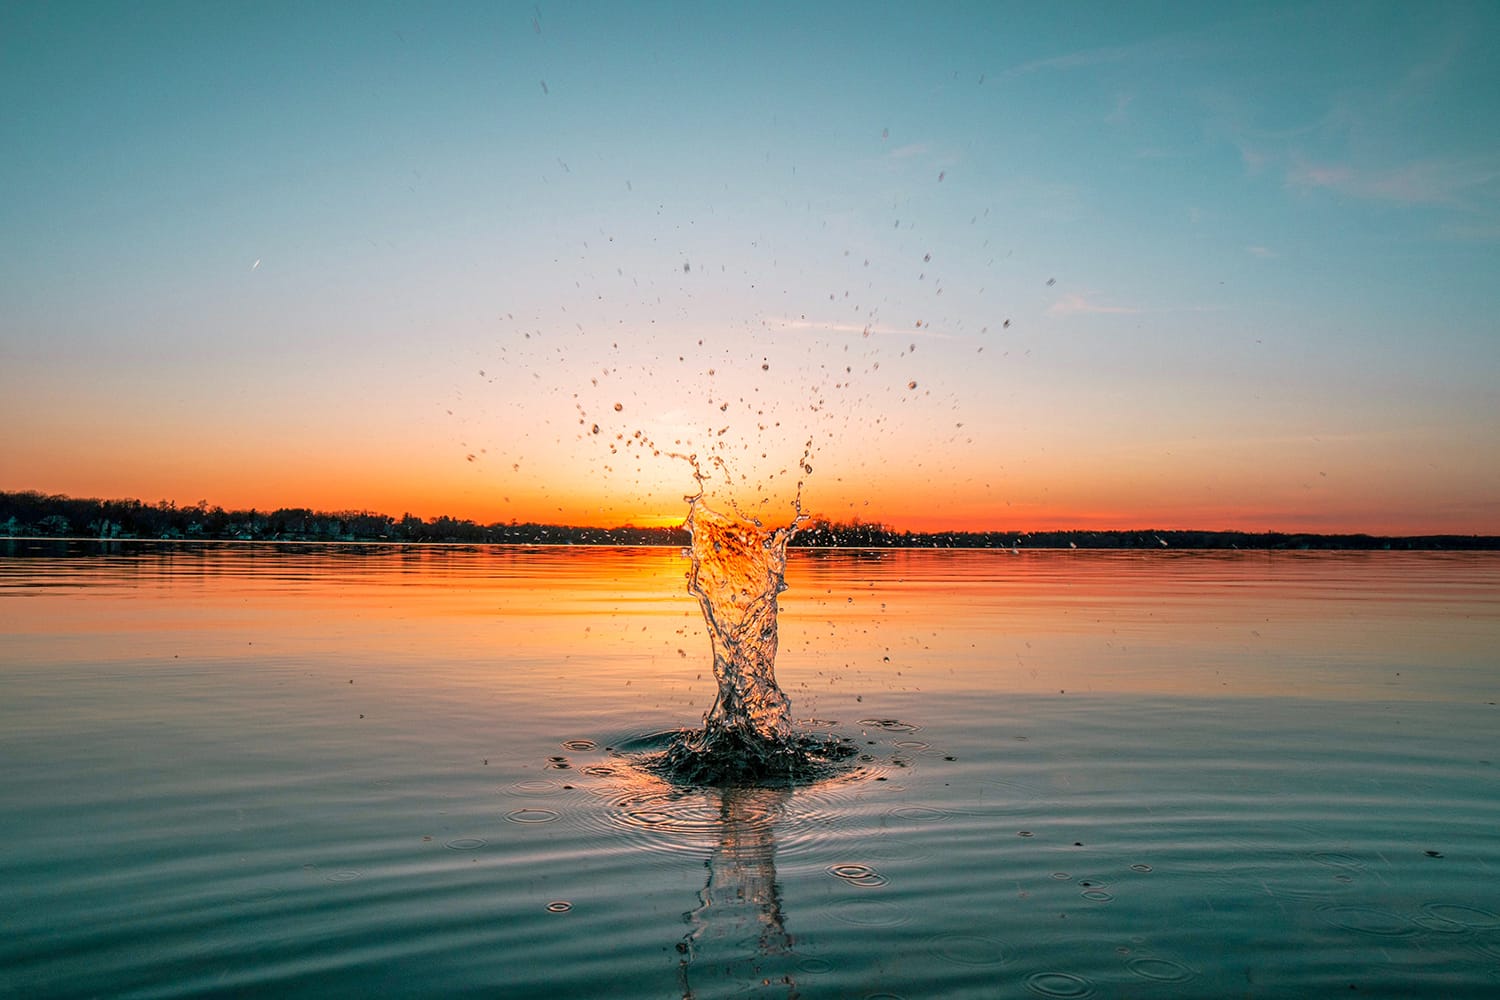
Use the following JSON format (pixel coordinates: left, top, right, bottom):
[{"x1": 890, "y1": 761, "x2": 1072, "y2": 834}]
[{"x1": 4, "y1": 6, "x2": 1497, "y2": 538}]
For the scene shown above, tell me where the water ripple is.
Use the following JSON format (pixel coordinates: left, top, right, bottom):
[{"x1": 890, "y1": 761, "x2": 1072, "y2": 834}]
[
  {"x1": 1421, "y1": 902, "x2": 1500, "y2": 929},
  {"x1": 890, "y1": 805, "x2": 951, "y2": 823},
  {"x1": 1024, "y1": 970, "x2": 1095, "y2": 998},
  {"x1": 857, "y1": 718, "x2": 922, "y2": 733},
  {"x1": 1318, "y1": 905, "x2": 1419, "y2": 937},
  {"x1": 927, "y1": 932, "x2": 1008, "y2": 967},
  {"x1": 827, "y1": 863, "x2": 888, "y2": 888},
  {"x1": 504, "y1": 808, "x2": 561, "y2": 825},
  {"x1": 1126, "y1": 956, "x2": 1198, "y2": 983},
  {"x1": 828, "y1": 897, "x2": 909, "y2": 927}
]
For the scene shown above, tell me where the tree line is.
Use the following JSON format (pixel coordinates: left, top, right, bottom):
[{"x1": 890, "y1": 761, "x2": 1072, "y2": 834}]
[{"x1": 2, "y1": 490, "x2": 1496, "y2": 549}]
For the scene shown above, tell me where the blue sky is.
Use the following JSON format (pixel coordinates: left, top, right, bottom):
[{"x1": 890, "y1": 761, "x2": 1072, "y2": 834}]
[{"x1": 3, "y1": 1, "x2": 1497, "y2": 531}]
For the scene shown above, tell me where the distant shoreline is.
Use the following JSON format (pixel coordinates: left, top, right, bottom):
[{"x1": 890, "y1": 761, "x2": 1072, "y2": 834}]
[
  {"x1": 4, "y1": 534, "x2": 1500, "y2": 551},
  {"x1": 3, "y1": 491, "x2": 1496, "y2": 550}
]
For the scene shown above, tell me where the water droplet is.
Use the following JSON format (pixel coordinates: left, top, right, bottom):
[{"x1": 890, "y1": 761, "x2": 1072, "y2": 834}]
[
  {"x1": 445, "y1": 837, "x2": 486, "y2": 850},
  {"x1": 546, "y1": 900, "x2": 572, "y2": 913},
  {"x1": 612, "y1": 403, "x2": 622, "y2": 412},
  {"x1": 907, "y1": 381, "x2": 918, "y2": 390}
]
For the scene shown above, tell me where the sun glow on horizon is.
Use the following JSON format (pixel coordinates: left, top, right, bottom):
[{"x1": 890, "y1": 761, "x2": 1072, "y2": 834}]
[{"x1": 2, "y1": 5, "x2": 1496, "y2": 538}]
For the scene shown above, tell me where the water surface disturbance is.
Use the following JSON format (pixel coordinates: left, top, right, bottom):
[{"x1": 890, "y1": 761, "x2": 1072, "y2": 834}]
[{"x1": 642, "y1": 495, "x2": 856, "y2": 786}]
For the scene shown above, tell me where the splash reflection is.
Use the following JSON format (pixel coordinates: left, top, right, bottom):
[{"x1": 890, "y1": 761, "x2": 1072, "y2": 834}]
[{"x1": 676, "y1": 785, "x2": 799, "y2": 999}]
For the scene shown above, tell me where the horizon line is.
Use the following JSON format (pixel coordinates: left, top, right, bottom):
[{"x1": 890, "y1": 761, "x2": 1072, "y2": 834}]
[{"x1": 1, "y1": 488, "x2": 1495, "y2": 543}]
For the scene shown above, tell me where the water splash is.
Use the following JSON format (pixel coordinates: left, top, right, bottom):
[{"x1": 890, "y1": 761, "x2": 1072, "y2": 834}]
[
  {"x1": 643, "y1": 485, "x2": 855, "y2": 786},
  {"x1": 686, "y1": 499, "x2": 796, "y2": 744}
]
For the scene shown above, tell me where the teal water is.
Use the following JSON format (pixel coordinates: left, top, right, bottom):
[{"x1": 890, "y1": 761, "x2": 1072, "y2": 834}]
[{"x1": 2, "y1": 542, "x2": 1498, "y2": 998}]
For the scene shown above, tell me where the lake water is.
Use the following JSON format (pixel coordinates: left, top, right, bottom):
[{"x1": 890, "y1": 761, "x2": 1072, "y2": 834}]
[{"x1": 2, "y1": 541, "x2": 1498, "y2": 998}]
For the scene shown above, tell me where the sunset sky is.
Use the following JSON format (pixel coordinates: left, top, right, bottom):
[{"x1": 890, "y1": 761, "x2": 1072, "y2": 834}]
[{"x1": 4, "y1": 2, "x2": 1497, "y2": 533}]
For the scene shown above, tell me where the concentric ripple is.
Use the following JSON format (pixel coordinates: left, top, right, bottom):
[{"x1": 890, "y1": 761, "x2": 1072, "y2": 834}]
[
  {"x1": 504, "y1": 807, "x2": 561, "y2": 825},
  {"x1": 1126, "y1": 957, "x2": 1197, "y2": 983},
  {"x1": 890, "y1": 805, "x2": 951, "y2": 823},
  {"x1": 858, "y1": 718, "x2": 922, "y2": 733},
  {"x1": 1318, "y1": 905, "x2": 1419, "y2": 937},
  {"x1": 828, "y1": 897, "x2": 909, "y2": 926},
  {"x1": 827, "y1": 863, "x2": 889, "y2": 888},
  {"x1": 928, "y1": 932, "x2": 1008, "y2": 967},
  {"x1": 1420, "y1": 902, "x2": 1500, "y2": 929},
  {"x1": 1024, "y1": 971, "x2": 1095, "y2": 998}
]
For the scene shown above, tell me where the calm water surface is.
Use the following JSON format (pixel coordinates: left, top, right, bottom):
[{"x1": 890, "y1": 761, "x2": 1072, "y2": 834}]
[{"x1": 2, "y1": 542, "x2": 1498, "y2": 998}]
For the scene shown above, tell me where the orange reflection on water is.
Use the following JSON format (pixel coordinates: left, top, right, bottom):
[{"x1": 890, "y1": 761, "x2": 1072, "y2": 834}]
[
  {"x1": 781, "y1": 548, "x2": 1500, "y2": 701},
  {"x1": 4, "y1": 542, "x2": 1497, "y2": 719}
]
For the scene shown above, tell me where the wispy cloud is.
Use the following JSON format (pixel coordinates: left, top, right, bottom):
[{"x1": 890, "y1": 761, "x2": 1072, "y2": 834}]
[
  {"x1": 997, "y1": 14, "x2": 1258, "y2": 81},
  {"x1": 774, "y1": 318, "x2": 956, "y2": 340},
  {"x1": 886, "y1": 143, "x2": 929, "y2": 160},
  {"x1": 1286, "y1": 156, "x2": 1500, "y2": 207},
  {"x1": 1046, "y1": 294, "x2": 1140, "y2": 317},
  {"x1": 1437, "y1": 219, "x2": 1500, "y2": 242},
  {"x1": 1105, "y1": 92, "x2": 1135, "y2": 126},
  {"x1": 1246, "y1": 245, "x2": 1276, "y2": 258},
  {"x1": 998, "y1": 45, "x2": 1136, "y2": 80}
]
